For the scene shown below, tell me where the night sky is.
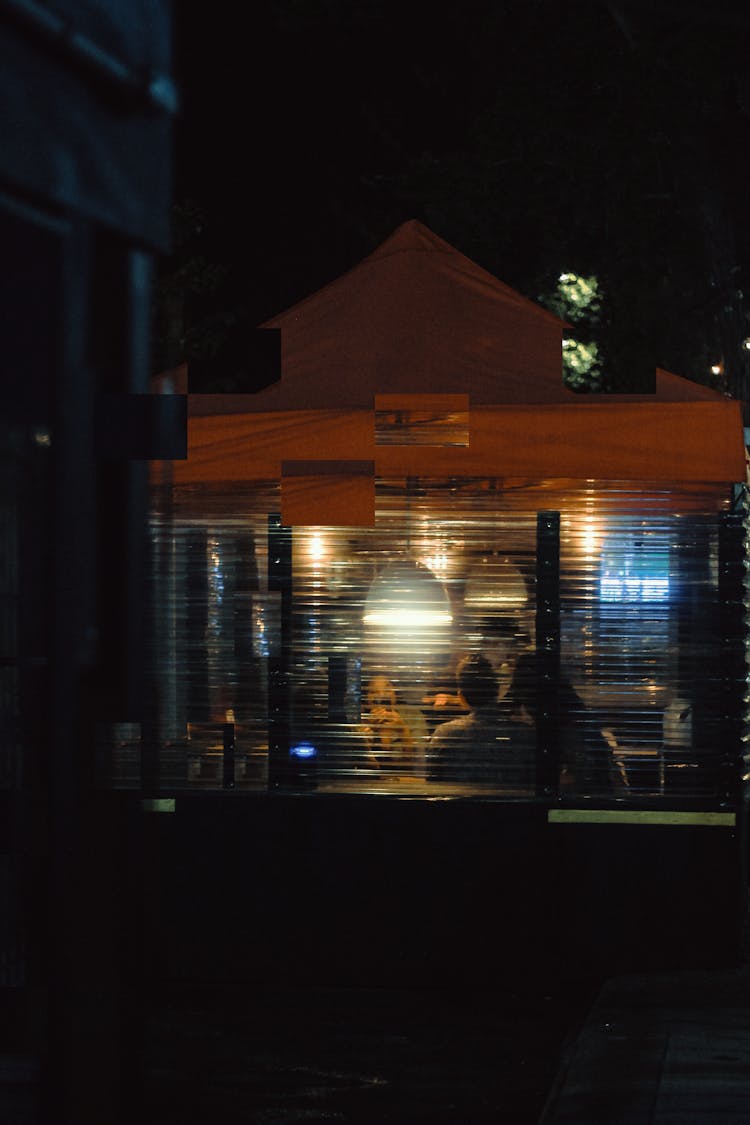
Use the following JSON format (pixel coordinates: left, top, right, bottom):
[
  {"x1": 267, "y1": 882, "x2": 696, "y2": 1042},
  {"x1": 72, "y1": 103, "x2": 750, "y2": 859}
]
[{"x1": 168, "y1": 1, "x2": 750, "y2": 394}]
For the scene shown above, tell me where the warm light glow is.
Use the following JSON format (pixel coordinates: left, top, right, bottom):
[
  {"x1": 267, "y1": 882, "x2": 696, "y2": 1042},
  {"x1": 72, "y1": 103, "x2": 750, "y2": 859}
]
[
  {"x1": 363, "y1": 608, "x2": 453, "y2": 627},
  {"x1": 363, "y1": 560, "x2": 454, "y2": 642},
  {"x1": 412, "y1": 524, "x2": 464, "y2": 580},
  {"x1": 581, "y1": 517, "x2": 600, "y2": 557},
  {"x1": 307, "y1": 532, "x2": 326, "y2": 562},
  {"x1": 463, "y1": 591, "x2": 522, "y2": 606},
  {"x1": 463, "y1": 557, "x2": 527, "y2": 611},
  {"x1": 422, "y1": 551, "x2": 449, "y2": 575},
  {"x1": 743, "y1": 338, "x2": 750, "y2": 352},
  {"x1": 711, "y1": 364, "x2": 721, "y2": 376}
]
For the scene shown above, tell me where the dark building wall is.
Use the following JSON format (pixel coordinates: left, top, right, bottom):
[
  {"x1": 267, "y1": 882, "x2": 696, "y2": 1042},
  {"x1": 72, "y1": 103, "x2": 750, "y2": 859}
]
[{"x1": 142, "y1": 793, "x2": 747, "y2": 989}]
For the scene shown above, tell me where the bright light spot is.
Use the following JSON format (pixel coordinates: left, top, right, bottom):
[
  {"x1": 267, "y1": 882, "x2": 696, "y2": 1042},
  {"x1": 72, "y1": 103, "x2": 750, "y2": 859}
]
[
  {"x1": 363, "y1": 608, "x2": 453, "y2": 627},
  {"x1": 422, "y1": 551, "x2": 449, "y2": 575},
  {"x1": 743, "y1": 339, "x2": 750, "y2": 352},
  {"x1": 290, "y1": 742, "x2": 317, "y2": 760},
  {"x1": 711, "y1": 364, "x2": 722, "y2": 375},
  {"x1": 33, "y1": 428, "x2": 51, "y2": 447},
  {"x1": 364, "y1": 561, "x2": 453, "y2": 641},
  {"x1": 462, "y1": 592, "x2": 522, "y2": 606},
  {"x1": 601, "y1": 574, "x2": 670, "y2": 601},
  {"x1": 307, "y1": 532, "x2": 325, "y2": 562},
  {"x1": 581, "y1": 518, "x2": 599, "y2": 556}
]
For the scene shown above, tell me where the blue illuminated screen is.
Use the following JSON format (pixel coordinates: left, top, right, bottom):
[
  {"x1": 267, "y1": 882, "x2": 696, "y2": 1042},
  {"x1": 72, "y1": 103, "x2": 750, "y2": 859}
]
[
  {"x1": 600, "y1": 547, "x2": 670, "y2": 602},
  {"x1": 290, "y1": 742, "x2": 318, "y2": 760}
]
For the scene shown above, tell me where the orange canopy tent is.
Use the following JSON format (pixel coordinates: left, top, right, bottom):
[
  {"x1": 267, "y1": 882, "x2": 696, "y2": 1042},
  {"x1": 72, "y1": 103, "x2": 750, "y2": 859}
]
[{"x1": 152, "y1": 220, "x2": 746, "y2": 524}]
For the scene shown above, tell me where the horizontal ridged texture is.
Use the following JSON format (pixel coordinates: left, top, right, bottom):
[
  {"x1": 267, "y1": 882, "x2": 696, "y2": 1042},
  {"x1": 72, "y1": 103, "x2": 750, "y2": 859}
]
[{"x1": 97, "y1": 478, "x2": 747, "y2": 801}]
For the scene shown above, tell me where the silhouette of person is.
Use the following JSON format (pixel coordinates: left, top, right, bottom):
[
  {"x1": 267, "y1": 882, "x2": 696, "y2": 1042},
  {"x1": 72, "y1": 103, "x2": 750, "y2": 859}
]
[
  {"x1": 426, "y1": 654, "x2": 535, "y2": 787},
  {"x1": 504, "y1": 653, "x2": 611, "y2": 790},
  {"x1": 362, "y1": 675, "x2": 418, "y2": 773}
]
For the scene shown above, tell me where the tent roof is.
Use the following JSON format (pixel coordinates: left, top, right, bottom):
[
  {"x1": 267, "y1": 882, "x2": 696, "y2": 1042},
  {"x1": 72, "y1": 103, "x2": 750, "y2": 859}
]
[
  {"x1": 253, "y1": 218, "x2": 569, "y2": 408},
  {"x1": 150, "y1": 221, "x2": 746, "y2": 496},
  {"x1": 173, "y1": 364, "x2": 730, "y2": 417},
  {"x1": 239, "y1": 218, "x2": 727, "y2": 410},
  {"x1": 153, "y1": 219, "x2": 731, "y2": 411}
]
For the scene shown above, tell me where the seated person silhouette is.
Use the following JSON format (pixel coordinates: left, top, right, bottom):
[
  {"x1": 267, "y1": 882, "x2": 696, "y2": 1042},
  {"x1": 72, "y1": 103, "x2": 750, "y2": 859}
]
[
  {"x1": 426, "y1": 654, "x2": 535, "y2": 788},
  {"x1": 421, "y1": 616, "x2": 523, "y2": 736},
  {"x1": 362, "y1": 675, "x2": 417, "y2": 774},
  {"x1": 504, "y1": 653, "x2": 612, "y2": 791},
  {"x1": 477, "y1": 615, "x2": 523, "y2": 702}
]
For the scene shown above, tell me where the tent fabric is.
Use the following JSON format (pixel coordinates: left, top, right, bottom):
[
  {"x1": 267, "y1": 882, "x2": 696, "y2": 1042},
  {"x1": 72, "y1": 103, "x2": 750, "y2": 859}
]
[
  {"x1": 281, "y1": 463, "x2": 376, "y2": 527},
  {"x1": 152, "y1": 219, "x2": 730, "y2": 412},
  {"x1": 247, "y1": 219, "x2": 730, "y2": 410},
  {"x1": 167, "y1": 401, "x2": 745, "y2": 489},
  {"x1": 603, "y1": 368, "x2": 729, "y2": 403},
  {"x1": 151, "y1": 362, "x2": 731, "y2": 415},
  {"x1": 150, "y1": 220, "x2": 746, "y2": 493},
  {"x1": 253, "y1": 219, "x2": 568, "y2": 408}
]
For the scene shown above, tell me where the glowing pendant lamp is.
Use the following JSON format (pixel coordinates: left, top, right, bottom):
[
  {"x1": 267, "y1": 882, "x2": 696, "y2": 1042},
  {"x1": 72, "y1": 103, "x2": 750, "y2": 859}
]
[
  {"x1": 463, "y1": 555, "x2": 528, "y2": 612},
  {"x1": 363, "y1": 560, "x2": 453, "y2": 631}
]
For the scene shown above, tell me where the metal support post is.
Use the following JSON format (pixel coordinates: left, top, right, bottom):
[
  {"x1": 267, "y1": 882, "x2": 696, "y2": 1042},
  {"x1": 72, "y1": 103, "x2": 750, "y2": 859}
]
[
  {"x1": 536, "y1": 511, "x2": 561, "y2": 798},
  {"x1": 268, "y1": 514, "x2": 292, "y2": 786}
]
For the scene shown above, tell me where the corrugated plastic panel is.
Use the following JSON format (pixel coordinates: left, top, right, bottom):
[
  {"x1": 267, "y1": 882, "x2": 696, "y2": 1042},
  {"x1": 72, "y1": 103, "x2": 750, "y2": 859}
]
[{"x1": 136, "y1": 478, "x2": 746, "y2": 801}]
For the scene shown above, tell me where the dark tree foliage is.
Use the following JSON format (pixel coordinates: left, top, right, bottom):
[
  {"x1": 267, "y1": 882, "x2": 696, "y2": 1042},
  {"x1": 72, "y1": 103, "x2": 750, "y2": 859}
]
[{"x1": 163, "y1": 0, "x2": 750, "y2": 399}]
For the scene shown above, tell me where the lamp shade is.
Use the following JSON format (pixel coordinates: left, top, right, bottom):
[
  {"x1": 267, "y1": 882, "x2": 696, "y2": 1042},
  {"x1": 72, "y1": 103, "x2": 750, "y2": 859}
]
[
  {"x1": 363, "y1": 560, "x2": 453, "y2": 631},
  {"x1": 463, "y1": 556, "x2": 528, "y2": 613}
]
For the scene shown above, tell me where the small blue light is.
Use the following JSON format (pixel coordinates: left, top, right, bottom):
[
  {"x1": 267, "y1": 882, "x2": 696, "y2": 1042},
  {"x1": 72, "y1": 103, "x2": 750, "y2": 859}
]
[{"x1": 290, "y1": 742, "x2": 317, "y2": 760}]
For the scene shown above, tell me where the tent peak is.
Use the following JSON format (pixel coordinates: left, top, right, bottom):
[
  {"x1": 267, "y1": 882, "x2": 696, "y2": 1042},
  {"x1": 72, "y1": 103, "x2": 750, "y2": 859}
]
[{"x1": 368, "y1": 218, "x2": 454, "y2": 255}]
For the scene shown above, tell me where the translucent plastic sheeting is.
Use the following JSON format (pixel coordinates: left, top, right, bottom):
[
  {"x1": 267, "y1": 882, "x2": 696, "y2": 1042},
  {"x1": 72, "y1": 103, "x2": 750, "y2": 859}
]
[{"x1": 125, "y1": 477, "x2": 748, "y2": 800}]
